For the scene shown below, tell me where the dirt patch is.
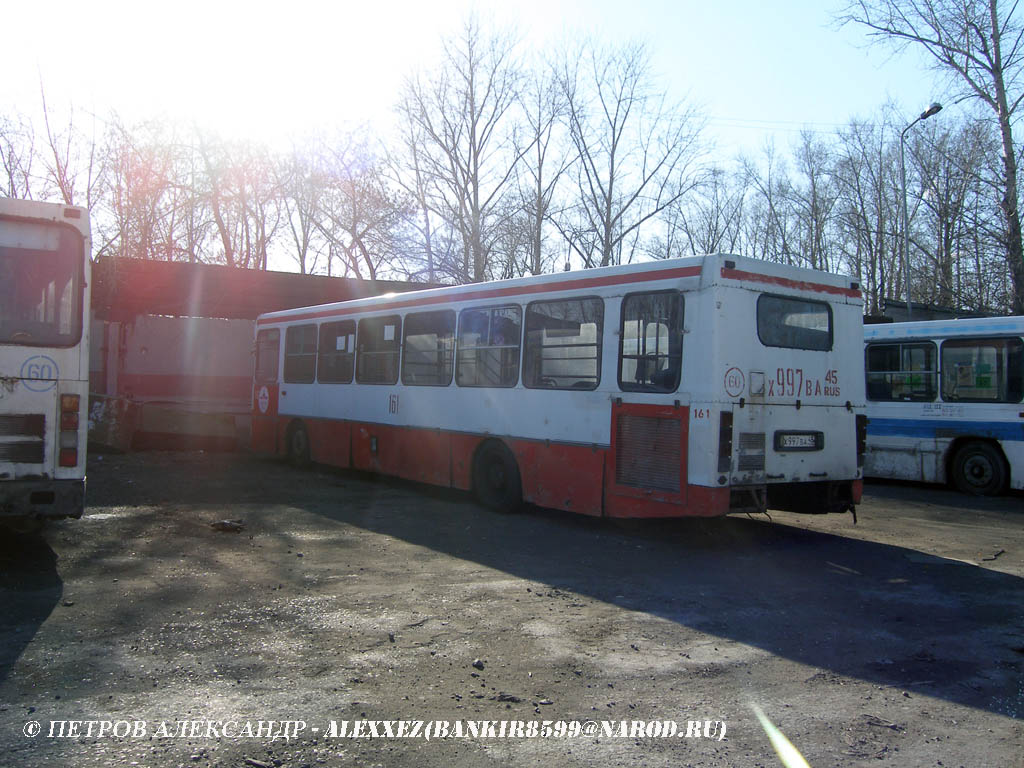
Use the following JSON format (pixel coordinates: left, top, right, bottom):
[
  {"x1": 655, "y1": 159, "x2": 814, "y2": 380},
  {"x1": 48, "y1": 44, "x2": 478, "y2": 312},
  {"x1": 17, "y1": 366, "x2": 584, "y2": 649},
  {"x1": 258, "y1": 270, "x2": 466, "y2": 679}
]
[{"x1": 1, "y1": 452, "x2": 1021, "y2": 766}]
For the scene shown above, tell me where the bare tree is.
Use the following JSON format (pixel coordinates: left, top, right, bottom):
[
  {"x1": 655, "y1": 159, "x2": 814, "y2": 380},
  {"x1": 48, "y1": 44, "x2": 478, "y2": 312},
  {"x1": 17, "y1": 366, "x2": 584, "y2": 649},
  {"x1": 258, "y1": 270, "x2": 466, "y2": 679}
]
[
  {"x1": 102, "y1": 117, "x2": 177, "y2": 260},
  {"x1": 38, "y1": 85, "x2": 103, "y2": 208},
  {"x1": 389, "y1": 100, "x2": 451, "y2": 282},
  {"x1": 789, "y1": 130, "x2": 841, "y2": 272},
  {"x1": 278, "y1": 140, "x2": 330, "y2": 275},
  {"x1": 398, "y1": 16, "x2": 529, "y2": 283},
  {"x1": 652, "y1": 166, "x2": 746, "y2": 257},
  {"x1": 196, "y1": 132, "x2": 282, "y2": 269},
  {"x1": 833, "y1": 118, "x2": 903, "y2": 314},
  {"x1": 509, "y1": 57, "x2": 571, "y2": 275},
  {"x1": 742, "y1": 142, "x2": 795, "y2": 264},
  {"x1": 167, "y1": 136, "x2": 214, "y2": 264},
  {"x1": 908, "y1": 118, "x2": 980, "y2": 305},
  {"x1": 0, "y1": 111, "x2": 37, "y2": 199},
  {"x1": 558, "y1": 41, "x2": 706, "y2": 268},
  {"x1": 841, "y1": 0, "x2": 1024, "y2": 311},
  {"x1": 316, "y1": 137, "x2": 409, "y2": 281}
]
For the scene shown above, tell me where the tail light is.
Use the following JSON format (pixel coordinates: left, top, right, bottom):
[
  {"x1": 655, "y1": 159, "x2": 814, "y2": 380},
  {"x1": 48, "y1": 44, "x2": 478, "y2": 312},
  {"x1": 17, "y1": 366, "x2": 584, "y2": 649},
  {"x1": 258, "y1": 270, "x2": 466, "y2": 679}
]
[
  {"x1": 59, "y1": 394, "x2": 80, "y2": 467},
  {"x1": 718, "y1": 411, "x2": 734, "y2": 474},
  {"x1": 856, "y1": 414, "x2": 868, "y2": 467}
]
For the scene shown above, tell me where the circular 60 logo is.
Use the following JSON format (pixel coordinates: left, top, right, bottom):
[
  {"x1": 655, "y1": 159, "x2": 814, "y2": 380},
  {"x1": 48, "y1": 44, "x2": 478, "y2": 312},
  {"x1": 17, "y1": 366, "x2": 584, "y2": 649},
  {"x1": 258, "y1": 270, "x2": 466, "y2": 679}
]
[
  {"x1": 723, "y1": 367, "x2": 745, "y2": 398},
  {"x1": 20, "y1": 356, "x2": 59, "y2": 392}
]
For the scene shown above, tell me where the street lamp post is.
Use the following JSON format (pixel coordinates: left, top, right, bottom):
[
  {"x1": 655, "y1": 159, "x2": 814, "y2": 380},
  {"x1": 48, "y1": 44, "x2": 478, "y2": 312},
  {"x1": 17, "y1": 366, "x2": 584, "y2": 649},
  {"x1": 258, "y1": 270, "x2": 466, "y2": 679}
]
[{"x1": 900, "y1": 102, "x2": 942, "y2": 321}]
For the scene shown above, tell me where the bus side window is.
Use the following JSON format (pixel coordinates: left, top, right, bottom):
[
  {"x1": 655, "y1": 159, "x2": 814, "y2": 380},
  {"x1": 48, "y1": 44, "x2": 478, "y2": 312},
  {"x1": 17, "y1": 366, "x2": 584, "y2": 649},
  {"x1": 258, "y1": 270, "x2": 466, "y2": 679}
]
[
  {"x1": 283, "y1": 325, "x2": 317, "y2": 383},
  {"x1": 456, "y1": 306, "x2": 522, "y2": 388},
  {"x1": 255, "y1": 328, "x2": 280, "y2": 383},
  {"x1": 941, "y1": 337, "x2": 1024, "y2": 402},
  {"x1": 523, "y1": 298, "x2": 603, "y2": 390},
  {"x1": 402, "y1": 310, "x2": 455, "y2": 386},
  {"x1": 618, "y1": 291, "x2": 683, "y2": 393},
  {"x1": 865, "y1": 342, "x2": 936, "y2": 401},
  {"x1": 318, "y1": 320, "x2": 355, "y2": 383},
  {"x1": 356, "y1": 315, "x2": 402, "y2": 385}
]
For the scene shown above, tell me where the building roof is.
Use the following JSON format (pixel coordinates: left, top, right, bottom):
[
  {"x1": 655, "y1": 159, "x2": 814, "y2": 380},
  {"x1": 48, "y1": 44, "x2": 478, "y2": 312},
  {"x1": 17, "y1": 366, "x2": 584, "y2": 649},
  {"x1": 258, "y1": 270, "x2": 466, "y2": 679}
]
[{"x1": 91, "y1": 257, "x2": 428, "y2": 321}]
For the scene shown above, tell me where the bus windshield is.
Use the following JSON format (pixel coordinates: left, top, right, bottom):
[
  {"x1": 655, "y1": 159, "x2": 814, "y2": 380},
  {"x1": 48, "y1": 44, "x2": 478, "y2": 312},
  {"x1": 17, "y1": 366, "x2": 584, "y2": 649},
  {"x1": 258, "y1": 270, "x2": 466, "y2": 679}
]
[{"x1": 0, "y1": 222, "x2": 83, "y2": 348}]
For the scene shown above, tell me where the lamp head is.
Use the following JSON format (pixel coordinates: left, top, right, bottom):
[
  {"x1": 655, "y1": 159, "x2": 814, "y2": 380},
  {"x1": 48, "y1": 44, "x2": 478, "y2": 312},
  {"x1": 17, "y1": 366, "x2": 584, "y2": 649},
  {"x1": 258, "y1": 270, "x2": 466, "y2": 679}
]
[{"x1": 921, "y1": 102, "x2": 943, "y2": 120}]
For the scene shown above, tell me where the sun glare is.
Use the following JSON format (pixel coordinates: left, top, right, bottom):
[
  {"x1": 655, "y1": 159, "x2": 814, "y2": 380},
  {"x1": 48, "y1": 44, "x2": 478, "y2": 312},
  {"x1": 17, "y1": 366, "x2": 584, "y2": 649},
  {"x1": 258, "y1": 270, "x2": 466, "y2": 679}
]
[{"x1": 19, "y1": 1, "x2": 483, "y2": 146}]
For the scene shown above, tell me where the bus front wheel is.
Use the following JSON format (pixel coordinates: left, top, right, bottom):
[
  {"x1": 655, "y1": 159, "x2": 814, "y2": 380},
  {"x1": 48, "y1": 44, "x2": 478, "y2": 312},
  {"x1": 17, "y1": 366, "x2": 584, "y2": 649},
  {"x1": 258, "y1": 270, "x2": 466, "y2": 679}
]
[
  {"x1": 473, "y1": 441, "x2": 522, "y2": 513},
  {"x1": 288, "y1": 422, "x2": 311, "y2": 468},
  {"x1": 951, "y1": 441, "x2": 1006, "y2": 496}
]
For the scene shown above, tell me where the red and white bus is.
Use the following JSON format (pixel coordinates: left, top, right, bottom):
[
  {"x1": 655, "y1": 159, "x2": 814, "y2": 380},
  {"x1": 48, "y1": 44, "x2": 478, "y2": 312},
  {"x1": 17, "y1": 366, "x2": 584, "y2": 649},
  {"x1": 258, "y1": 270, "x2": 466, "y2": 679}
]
[{"x1": 251, "y1": 254, "x2": 866, "y2": 518}]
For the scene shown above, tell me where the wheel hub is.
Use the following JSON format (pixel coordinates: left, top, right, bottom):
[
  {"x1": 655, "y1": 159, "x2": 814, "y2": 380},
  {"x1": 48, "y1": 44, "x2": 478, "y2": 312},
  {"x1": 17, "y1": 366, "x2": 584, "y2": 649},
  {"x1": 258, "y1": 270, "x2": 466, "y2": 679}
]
[{"x1": 966, "y1": 458, "x2": 992, "y2": 484}]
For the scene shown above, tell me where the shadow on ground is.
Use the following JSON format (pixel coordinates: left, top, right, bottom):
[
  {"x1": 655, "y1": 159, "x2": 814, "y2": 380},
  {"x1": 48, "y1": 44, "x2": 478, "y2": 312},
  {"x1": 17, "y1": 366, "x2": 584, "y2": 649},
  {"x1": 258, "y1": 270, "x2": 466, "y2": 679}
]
[
  {"x1": 20, "y1": 451, "x2": 1024, "y2": 719},
  {"x1": 295, "y1": 467, "x2": 1024, "y2": 719},
  {"x1": 0, "y1": 532, "x2": 62, "y2": 685}
]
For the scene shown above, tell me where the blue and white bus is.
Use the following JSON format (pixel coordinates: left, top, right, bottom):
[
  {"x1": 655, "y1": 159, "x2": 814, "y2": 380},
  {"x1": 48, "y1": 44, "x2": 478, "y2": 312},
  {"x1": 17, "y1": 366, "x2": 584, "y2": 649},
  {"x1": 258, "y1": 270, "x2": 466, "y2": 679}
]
[{"x1": 863, "y1": 317, "x2": 1023, "y2": 495}]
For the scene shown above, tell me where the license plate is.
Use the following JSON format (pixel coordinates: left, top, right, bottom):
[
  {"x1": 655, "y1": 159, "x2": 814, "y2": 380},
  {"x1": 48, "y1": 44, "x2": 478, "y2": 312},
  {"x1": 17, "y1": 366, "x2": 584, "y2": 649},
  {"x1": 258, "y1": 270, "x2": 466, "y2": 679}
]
[{"x1": 779, "y1": 433, "x2": 818, "y2": 449}]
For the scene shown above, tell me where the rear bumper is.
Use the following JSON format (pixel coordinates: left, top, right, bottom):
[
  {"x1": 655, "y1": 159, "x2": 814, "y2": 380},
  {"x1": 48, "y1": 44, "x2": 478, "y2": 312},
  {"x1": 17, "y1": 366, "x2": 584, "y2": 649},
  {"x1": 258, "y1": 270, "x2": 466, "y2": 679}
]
[
  {"x1": 766, "y1": 479, "x2": 860, "y2": 514},
  {"x1": 0, "y1": 478, "x2": 85, "y2": 520}
]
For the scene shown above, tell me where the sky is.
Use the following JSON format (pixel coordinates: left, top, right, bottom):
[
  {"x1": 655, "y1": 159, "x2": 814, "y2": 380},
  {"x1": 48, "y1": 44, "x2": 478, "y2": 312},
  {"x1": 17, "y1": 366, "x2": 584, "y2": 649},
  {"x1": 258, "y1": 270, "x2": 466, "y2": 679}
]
[{"x1": 4, "y1": 0, "x2": 957, "y2": 160}]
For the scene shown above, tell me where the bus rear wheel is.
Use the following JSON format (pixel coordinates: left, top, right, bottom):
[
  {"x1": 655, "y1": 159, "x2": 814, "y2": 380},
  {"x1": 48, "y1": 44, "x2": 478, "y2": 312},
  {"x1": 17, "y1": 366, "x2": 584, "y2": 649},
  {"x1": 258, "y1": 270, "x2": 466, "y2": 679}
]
[
  {"x1": 288, "y1": 422, "x2": 311, "y2": 468},
  {"x1": 951, "y1": 441, "x2": 1006, "y2": 496},
  {"x1": 473, "y1": 441, "x2": 522, "y2": 513}
]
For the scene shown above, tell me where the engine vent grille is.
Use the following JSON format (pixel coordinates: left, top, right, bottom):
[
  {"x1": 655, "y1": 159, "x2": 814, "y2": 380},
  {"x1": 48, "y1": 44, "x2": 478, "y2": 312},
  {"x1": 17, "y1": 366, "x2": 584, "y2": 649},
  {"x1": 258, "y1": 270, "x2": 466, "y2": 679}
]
[
  {"x1": 737, "y1": 432, "x2": 765, "y2": 472},
  {"x1": 0, "y1": 414, "x2": 46, "y2": 464},
  {"x1": 615, "y1": 414, "x2": 681, "y2": 492},
  {"x1": 0, "y1": 414, "x2": 45, "y2": 437}
]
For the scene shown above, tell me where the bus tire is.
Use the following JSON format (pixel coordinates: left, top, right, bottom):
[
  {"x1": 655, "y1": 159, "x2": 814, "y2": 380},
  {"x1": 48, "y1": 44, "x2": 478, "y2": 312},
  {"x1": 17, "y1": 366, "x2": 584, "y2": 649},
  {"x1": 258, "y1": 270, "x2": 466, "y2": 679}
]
[
  {"x1": 473, "y1": 441, "x2": 522, "y2": 513},
  {"x1": 287, "y1": 422, "x2": 311, "y2": 468},
  {"x1": 951, "y1": 441, "x2": 1006, "y2": 496}
]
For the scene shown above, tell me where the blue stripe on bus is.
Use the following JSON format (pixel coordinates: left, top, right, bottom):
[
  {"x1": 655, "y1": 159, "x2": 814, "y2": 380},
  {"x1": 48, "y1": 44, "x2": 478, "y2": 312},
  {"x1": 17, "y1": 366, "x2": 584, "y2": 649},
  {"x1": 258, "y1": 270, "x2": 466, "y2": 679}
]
[{"x1": 867, "y1": 418, "x2": 1024, "y2": 441}]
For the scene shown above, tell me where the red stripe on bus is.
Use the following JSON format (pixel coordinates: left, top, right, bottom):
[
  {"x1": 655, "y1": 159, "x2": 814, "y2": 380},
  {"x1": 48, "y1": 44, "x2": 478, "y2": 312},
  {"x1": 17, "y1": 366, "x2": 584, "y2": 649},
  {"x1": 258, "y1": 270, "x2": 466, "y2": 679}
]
[
  {"x1": 257, "y1": 266, "x2": 704, "y2": 325},
  {"x1": 720, "y1": 268, "x2": 861, "y2": 298},
  {"x1": 261, "y1": 413, "x2": 737, "y2": 518}
]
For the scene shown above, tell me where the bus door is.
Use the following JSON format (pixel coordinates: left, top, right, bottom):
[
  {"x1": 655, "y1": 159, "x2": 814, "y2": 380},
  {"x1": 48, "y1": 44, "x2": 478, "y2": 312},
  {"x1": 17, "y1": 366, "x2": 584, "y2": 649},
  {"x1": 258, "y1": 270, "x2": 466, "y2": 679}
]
[
  {"x1": 604, "y1": 291, "x2": 689, "y2": 517},
  {"x1": 252, "y1": 328, "x2": 280, "y2": 452}
]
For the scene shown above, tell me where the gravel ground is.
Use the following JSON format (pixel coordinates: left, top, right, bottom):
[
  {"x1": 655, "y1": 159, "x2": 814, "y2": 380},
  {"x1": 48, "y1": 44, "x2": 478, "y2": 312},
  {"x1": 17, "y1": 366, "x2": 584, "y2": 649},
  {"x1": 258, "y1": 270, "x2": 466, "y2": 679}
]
[{"x1": 1, "y1": 450, "x2": 1021, "y2": 767}]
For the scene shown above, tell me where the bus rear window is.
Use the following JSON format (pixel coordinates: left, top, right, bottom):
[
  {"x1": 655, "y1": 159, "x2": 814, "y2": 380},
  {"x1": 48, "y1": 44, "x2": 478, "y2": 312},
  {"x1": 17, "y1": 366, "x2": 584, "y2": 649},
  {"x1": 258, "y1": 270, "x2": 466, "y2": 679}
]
[
  {"x1": 0, "y1": 222, "x2": 83, "y2": 347},
  {"x1": 757, "y1": 295, "x2": 832, "y2": 351}
]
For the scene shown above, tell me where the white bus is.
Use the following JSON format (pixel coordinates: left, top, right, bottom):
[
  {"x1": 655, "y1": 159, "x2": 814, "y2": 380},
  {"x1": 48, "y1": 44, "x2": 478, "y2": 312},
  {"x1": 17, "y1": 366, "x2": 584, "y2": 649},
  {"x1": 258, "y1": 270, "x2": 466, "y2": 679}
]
[
  {"x1": 252, "y1": 254, "x2": 866, "y2": 518},
  {"x1": 864, "y1": 316, "x2": 1024, "y2": 494},
  {"x1": 0, "y1": 199, "x2": 91, "y2": 531}
]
